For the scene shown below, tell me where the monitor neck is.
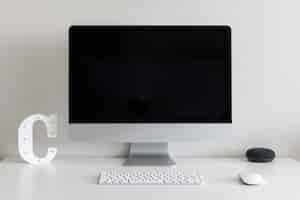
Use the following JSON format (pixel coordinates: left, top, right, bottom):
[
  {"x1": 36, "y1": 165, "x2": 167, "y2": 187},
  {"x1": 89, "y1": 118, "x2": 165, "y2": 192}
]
[{"x1": 124, "y1": 142, "x2": 176, "y2": 166}]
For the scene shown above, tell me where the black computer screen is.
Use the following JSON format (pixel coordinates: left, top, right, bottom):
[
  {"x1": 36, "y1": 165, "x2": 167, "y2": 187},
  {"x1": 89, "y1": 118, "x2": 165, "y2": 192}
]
[{"x1": 69, "y1": 26, "x2": 231, "y2": 123}]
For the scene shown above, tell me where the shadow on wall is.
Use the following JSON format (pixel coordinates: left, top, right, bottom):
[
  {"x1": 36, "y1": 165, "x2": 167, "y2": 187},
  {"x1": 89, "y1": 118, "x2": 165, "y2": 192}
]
[
  {"x1": 0, "y1": 34, "x2": 68, "y2": 157},
  {"x1": 2, "y1": 32, "x2": 300, "y2": 160}
]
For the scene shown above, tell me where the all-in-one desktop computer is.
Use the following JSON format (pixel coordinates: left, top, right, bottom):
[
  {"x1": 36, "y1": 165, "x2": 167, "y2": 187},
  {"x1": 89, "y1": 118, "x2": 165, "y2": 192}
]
[{"x1": 69, "y1": 26, "x2": 231, "y2": 183}]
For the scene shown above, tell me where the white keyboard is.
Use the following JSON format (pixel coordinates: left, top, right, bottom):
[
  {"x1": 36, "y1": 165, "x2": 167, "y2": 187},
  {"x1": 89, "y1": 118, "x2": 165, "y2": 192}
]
[{"x1": 98, "y1": 168, "x2": 204, "y2": 185}]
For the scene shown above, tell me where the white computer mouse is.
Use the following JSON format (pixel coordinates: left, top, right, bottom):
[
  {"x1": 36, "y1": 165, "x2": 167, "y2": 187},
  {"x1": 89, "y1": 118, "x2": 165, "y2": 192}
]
[{"x1": 239, "y1": 172, "x2": 267, "y2": 185}]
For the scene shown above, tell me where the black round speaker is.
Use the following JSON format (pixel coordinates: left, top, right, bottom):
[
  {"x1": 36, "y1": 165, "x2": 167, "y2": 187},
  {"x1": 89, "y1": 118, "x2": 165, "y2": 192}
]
[{"x1": 246, "y1": 148, "x2": 275, "y2": 163}]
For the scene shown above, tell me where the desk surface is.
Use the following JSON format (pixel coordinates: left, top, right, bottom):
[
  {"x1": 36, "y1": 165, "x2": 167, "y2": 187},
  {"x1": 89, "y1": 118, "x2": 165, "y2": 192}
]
[{"x1": 0, "y1": 157, "x2": 299, "y2": 200}]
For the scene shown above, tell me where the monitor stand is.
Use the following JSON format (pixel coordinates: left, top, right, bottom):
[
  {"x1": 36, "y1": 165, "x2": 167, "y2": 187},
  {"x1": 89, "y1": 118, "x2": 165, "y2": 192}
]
[{"x1": 124, "y1": 142, "x2": 176, "y2": 166}]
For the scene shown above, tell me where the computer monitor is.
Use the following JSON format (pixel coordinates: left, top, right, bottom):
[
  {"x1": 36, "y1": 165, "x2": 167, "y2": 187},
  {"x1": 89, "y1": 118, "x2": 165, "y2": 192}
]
[{"x1": 69, "y1": 25, "x2": 231, "y2": 166}]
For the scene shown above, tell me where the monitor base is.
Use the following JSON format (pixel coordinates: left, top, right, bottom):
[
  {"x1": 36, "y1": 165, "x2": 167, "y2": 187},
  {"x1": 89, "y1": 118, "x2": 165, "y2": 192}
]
[{"x1": 124, "y1": 143, "x2": 176, "y2": 166}]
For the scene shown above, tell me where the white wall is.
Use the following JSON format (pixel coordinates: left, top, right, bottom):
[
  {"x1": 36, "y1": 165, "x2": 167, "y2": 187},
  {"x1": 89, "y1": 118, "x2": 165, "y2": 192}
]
[{"x1": 1, "y1": 0, "x2": 300, "y2": 159}]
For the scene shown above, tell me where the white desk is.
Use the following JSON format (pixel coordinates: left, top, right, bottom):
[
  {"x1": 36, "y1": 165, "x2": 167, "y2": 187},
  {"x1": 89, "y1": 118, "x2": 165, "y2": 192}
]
[{"x1": 0, "y1": 157, "x2": 299, "y2": 200}]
